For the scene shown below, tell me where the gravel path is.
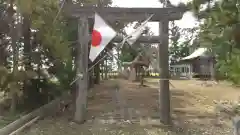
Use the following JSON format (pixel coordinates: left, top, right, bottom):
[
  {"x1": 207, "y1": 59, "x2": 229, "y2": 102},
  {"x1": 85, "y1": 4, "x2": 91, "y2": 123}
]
[{"x1": 19, "y1": 79, "x2": 238, "y2": 135}]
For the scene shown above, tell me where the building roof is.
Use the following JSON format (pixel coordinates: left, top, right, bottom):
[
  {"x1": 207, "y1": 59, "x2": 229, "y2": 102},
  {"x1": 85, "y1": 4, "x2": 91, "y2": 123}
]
[{"x1": 180, "y1": 47, "x2": 207, "y2": 60}]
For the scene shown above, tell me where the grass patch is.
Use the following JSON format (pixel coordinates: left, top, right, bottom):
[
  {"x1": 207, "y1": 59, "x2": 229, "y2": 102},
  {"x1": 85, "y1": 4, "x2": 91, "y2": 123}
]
[{"x1": 0, "y1": 112, "x2": 26, "y2": 129}]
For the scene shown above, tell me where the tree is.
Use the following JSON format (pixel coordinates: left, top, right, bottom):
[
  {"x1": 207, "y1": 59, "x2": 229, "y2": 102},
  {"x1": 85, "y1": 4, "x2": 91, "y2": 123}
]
[
  {"x1": 0, "y1": 0, "x2": 76, "y2": 113},
  {"x1": 188, "y1": 0, "x2": 240, "y2": 84},
  {"x1": 169, "y1": 22, "x2": 198, "y2": 64},
  {"x1": 169, "y1": 21, "x2": 183, "y2": 63}
]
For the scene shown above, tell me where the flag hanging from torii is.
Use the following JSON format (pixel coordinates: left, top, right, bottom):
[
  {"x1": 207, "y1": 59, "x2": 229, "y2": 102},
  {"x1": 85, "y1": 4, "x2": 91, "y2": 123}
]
[
  {"x1": 89, "y1": 13, "x2": 117, "y2": 62},
  {"x1": 126, "y1": 14, "x2": 154, "y2": 46},
  {"x1": 89, "y1": 12, "x2": 153, "y2": 62}
]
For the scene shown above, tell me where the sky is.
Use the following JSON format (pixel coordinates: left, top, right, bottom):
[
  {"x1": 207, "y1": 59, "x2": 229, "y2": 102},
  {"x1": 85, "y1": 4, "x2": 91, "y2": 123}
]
[
  {"x1": 111, "y1": 0, "x2": 199, "y2": 35},
  {"x1": 109, "y1": 0, "x2": 200, "y2": 69}
]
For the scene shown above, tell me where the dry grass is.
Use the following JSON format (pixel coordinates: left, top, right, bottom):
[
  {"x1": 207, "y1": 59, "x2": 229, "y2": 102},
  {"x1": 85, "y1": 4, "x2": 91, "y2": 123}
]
[{"x1": 19, "y1": 79, "x2": 240, "y2": 135}]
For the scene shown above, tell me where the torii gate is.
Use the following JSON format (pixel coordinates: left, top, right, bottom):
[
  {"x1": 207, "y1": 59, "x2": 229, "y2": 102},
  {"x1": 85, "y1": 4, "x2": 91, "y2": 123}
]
[{"x1": 63, "y1": 2, "x2": 185, "y2": 125}]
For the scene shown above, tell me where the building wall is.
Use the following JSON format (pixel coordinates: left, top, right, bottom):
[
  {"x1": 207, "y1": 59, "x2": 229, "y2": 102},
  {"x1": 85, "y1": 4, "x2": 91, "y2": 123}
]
[
  {"x1": 192, "y1": 56, "x2": 214, "y2": 78},
  {"x1": 171, "y1": 55, "x2": 214, "y2": 79}
]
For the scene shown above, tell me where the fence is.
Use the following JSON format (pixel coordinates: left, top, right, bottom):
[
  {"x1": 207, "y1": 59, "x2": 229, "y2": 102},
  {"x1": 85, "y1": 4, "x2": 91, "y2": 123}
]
[{"x1": 102, "y1": 71, "x2": 160, "y2": 79}]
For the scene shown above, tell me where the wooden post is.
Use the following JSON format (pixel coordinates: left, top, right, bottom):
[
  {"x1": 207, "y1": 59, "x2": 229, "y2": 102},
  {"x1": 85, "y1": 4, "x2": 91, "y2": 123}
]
[
  {"x1": 74, "y1": 16, "x2": 89, "y2": 123},
  {"x1": 100, "y1": 54, "x2": 104, "y2": 80},
  {"x1": 88, "y1": 69, "x2": 94, "y2": 88},
  {"x1": 159, "y1": 20, "x2": 171, "y2": 125}
]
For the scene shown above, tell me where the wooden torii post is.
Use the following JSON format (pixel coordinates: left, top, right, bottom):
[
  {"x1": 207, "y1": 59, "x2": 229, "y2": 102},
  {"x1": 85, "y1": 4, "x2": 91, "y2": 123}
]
[{"x1": 64, "y1": 4, "x2": 185, "y2": 125}]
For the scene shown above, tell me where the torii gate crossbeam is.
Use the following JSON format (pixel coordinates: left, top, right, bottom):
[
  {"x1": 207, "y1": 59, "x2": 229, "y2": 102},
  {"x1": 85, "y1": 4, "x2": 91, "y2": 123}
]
[{"x1": 64, "y1": 5, "x2": 186, "y2": 21}]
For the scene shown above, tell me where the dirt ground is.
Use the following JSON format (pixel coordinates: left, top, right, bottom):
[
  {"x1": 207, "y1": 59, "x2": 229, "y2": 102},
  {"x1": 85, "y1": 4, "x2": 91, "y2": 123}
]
[{"x1": 19, "y1": 79, "x2": 240, "y2": 135}]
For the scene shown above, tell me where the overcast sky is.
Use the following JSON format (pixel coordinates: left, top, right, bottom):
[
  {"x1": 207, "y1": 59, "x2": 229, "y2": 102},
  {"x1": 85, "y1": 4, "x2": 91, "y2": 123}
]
[{"x1": 111, "y1": 0, "x2": 199, "y2": 35}]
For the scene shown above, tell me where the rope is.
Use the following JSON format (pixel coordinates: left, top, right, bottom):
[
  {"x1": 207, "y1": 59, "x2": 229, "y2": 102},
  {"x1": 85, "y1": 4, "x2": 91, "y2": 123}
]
[{"x1": 53, "y1": 0, "x2": 66, "y2": 24}]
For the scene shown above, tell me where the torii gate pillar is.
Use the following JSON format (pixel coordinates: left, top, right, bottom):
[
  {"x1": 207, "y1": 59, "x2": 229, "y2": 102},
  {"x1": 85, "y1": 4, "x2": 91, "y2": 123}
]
[
  {"x1": 74, "y1": 16, "x2": 89, "y2": 123},
  {"x1": 159, "y1": 20, "x2": 170, "y2": 124}
]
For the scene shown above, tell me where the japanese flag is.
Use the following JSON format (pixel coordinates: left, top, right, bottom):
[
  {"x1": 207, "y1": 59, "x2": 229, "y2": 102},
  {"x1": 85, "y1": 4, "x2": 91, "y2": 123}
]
[{"x1": 89, "y1": 13, "x2": 117, "y2": 62}]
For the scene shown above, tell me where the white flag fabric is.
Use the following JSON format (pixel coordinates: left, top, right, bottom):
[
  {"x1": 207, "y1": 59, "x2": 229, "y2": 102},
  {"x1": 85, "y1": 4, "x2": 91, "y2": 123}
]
[
  {"x1": 89, "y1": 13, "x2": 117, "y2": 62},
  {"x1": 126, "y1": 14, "x2": 154, "y2": 45}
]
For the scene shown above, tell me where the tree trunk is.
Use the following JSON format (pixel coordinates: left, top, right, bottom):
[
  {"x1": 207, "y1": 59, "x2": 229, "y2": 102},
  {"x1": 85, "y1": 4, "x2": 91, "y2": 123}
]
[
  {"x1": 100, "y1": 60, "x2": 104, "y2": 80},
  {"x1": 9, "y1": 0, "x2": 18, "y2": 114},
  {"x1": 117, "y1": 49, "x2": 121, "y2": 71},
  {"x1": 104, "y1": 58, "x2": 108, "y2": 80},
  {"x1": 22, "y1": 13, "x2": 32, "y2": 108},
  {"x1": 10, "y1": 92, "x2": 17, "y2": 114},
  {"x1": 210, "y1": 58, "x2": 215, "y2": 81},
  {"x1": 23, "y1": 14, "x2": 31, "y2": 70},
  {"x1": 94, "y1": 63, "x2": 100, "y2": 84},
  {"x1": 0, "y1": 38, "x2": 8, "y2": 66},
  {"x1": 140, "y1": 66, "x2": 144, "y2": 86},
  {"x1": 88, "y1": 69, "x2": 94, "y2": 88}
]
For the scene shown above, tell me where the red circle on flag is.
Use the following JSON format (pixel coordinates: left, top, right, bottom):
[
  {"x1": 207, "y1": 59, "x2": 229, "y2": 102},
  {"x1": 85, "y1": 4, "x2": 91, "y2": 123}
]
[{"x1": 91, "y1": 30, "x2": 102, "y2": 47}]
